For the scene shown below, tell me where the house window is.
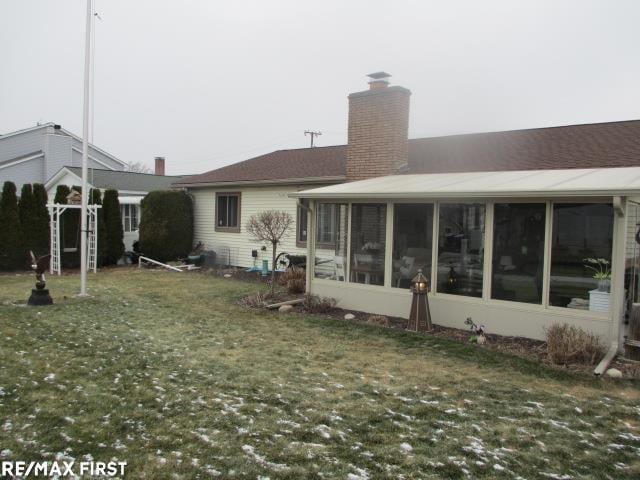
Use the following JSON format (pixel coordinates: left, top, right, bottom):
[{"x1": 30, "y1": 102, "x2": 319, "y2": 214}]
[
  {"x1": 350, "y1": 203, "x2": 387, "y2": 286},
  {"x1": 313, "y1": 203, "x2": 348, "y2": 281},
  {"x1": 491, "y1": 203, "x2": 546, "y2": 304},
  {"x1": 392, "y1": 204, "x2": 434, "y2": 289},
  {"x1": 437, "y1": 203, "x2": 485, "y2": 297},
  {"x1": 216, "y1": 192, "x2": 241, "y2": 232},
  {"x1": 297, "y1": 205, "x2": 308, "y2": 245},
  {"x1": 549, "y1": 203, "x2": 613, "y2": 310},
  {"x1": 122, "y1": 204, "x2": 139, "y2": 233}
]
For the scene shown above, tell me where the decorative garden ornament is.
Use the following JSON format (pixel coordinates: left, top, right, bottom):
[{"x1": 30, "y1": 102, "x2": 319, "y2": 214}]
[
  {"x1": 407, "y1": 269, "x2": 432, "y2": 332},
  {"x1": 27, "y1": 251, "x2": 53, "y2": 306}
]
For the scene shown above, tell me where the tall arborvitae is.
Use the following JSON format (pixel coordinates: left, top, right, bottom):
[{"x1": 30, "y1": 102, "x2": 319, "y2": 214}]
[
  {"x1": 32, "y1": 183, "x2": 50, "y2": 256},
  {"x1": 0, "y1": 182, "x2": 25, "y2": 270},
  {"x1": 89, "y1": 188, "x2": 107, "y2": 267},
  {"x1": 102, "y1": 189, "x2": 124, "y2": 265},
  {"x1": 53, "y1": 185, "x2": 71, "y2": 204},
  {"x1": 18, "y1": 184, "x2": 36, "y2": 265}
]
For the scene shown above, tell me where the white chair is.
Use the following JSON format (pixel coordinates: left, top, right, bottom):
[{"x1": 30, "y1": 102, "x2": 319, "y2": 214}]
[
  {"x1": 334, "y1": 256, "x2": 345, "y2": 281},
  {"x1": 396, "y1": 256, "x2": 416, "y2": 287}
]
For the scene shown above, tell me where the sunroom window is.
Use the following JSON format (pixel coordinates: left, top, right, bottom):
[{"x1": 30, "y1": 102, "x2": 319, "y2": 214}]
[
  {"x1": 350, "y1": 204, "x2": 386, "y2": 286},
  {"x1": 437, "y1": 203, "x2": 485, "y2": 297},
  {"x1": 549, "y1": 203, "x2": 613, "y2": 311},
  {"x1": 392, "y1": 204, "x2": 433, "y2": 289},
  {"x1": 491, "y1": 203, "x2": 546, "y2": 304},
  {"x1": 313, "y1": 204, "x2": 348, "y2": 281}
]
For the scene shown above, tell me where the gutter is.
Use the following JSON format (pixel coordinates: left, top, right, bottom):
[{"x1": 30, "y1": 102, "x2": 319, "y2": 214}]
[{"x1": 175, "y1": 176, "x2": 346, "y2": 188}]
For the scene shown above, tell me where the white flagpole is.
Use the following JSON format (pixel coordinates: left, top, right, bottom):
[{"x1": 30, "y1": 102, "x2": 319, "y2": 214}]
[{"x1": 79, "y1": 0, "x2": 93, "y2": 296}]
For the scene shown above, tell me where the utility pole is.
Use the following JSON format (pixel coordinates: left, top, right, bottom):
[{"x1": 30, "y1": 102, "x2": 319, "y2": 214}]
[
  {"x1": 304, "y1": 130, "x2": 322, "y2": 148},
  {"x1": 79, "y1": 0, "x2": 93, "y2": 297}
]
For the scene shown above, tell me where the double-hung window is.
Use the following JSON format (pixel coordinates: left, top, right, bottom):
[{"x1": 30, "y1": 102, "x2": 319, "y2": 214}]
[
  {"x1": 216, "y1": 192, "x2": 241, "y2": 232},
  {"x1": 122, "y1": 204, "x2": 139, "y2": 232}
]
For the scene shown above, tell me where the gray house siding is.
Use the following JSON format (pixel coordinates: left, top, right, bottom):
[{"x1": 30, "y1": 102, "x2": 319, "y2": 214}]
[
  {"x1": 0, "y1": 123, "x2": 125, "y2": 188},
  {"x1": 0, "y1": 157, "x2": 45, "y2": 189},
  {"x1": 0, "y1": 127, "x2": 45, "y2": 164}
]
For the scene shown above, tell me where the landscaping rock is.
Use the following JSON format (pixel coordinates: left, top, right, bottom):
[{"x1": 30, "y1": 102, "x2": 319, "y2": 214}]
[
  {"x1": 223, "y1": 274, "x2": 232, "y2": 278},
  {"x1": 605, "y1": 368, "x2": 623, "y2": 378},
  {"x1": 344, "y1": 313, "x2": 355, "y2": 320},
  {"x1": 279, "y1": 305, "x2": 294, "y2": 313}
]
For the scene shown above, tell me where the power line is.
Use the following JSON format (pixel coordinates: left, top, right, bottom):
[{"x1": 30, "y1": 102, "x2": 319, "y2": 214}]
[{"x1": 304, "y1": 130, "x2": 322, "y2": 147}]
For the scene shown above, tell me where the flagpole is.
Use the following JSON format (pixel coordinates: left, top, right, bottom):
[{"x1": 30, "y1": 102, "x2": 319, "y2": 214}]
[{"x1": 79, "y1": 0, "x2": 93, "y2": 296}]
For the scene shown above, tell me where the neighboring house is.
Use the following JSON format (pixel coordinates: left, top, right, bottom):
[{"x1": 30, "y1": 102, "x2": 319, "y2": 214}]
[
  {"x1": 177, "y1": 72, "x2": 640, "y2": 346},
  {"x1": 0, "y1": 122, "x2": 126, "y2": 186},
  {"x1": 46, "y1": 158, "x2": 184, "y2": 250}
]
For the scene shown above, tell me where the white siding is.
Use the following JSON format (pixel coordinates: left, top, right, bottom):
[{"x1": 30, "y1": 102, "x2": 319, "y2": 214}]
[{"x1": 190, "y1": 185, "x2": 326, "y2": 268}]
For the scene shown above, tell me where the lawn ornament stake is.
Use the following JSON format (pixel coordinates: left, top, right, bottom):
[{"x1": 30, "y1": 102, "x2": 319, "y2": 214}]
[
  {"x1": 407, "y1": 269, "x2": 433, "y2": 332},
  {"x1": 27, "y1": 251, "x2": 53, "y2": 306}
]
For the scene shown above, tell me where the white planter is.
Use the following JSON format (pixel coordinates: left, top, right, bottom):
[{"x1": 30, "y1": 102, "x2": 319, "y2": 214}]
[{"x1": 589, "y1": 289, "x2": 610, "y2": 312}]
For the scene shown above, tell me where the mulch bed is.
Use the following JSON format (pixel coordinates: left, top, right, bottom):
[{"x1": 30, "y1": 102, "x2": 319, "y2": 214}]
[{"x1": 222, "y1": 265, "x2": 640, "y2": 379}]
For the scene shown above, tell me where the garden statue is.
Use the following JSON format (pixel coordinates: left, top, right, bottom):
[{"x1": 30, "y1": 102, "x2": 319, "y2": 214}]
[
  {"x1": 465, "y1": 317, "x2": 486, "y2": 344},
  {"x1": 27, "y1": 251, "x2": 53, "y2": 306}
]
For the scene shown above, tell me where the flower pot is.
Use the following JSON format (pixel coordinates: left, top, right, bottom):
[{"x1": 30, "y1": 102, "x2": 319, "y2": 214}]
[{"x1": 597, "y1": 279, "x2": 611, "y2": 292}]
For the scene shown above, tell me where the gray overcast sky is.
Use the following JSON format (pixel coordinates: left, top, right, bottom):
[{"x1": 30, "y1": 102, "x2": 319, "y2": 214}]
[{"x1": 1, "y1": 0, "x2": 639, "y2": 175}]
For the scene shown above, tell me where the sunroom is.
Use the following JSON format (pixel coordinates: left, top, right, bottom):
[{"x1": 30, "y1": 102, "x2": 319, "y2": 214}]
[{"x1": 291, "y1": 167, "x2": 640, "y2": 345}]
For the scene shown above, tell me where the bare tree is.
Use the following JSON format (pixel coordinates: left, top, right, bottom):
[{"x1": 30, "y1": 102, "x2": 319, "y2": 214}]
[
  {"x1": 127, "y1": 161, "x2": 153, "y2": 174},
  {"x1": 246, "y1": 210, "x2": 294, "y2": 294}
]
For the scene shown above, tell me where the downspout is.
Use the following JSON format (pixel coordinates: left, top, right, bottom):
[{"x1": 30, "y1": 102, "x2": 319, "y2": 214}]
[{"x1": 594, "y1": 196, "x2": 626, "y2": 376}]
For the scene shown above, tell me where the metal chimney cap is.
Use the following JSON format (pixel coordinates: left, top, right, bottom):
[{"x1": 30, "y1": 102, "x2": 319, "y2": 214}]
[{"x1": 367, "y1": 71, "x2": 391, "y2": 80}]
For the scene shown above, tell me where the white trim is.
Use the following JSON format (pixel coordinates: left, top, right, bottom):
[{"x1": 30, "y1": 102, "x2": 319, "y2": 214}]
[
  {"x1": 482, "y1": 201, "x2": 494, "y2": 301},
  {"x1": 0, "y1": 123, "x2": 54, "y2": 141},
  {"x1": 384, "y1": 201, "x2": 393, "y2": 287},
  {"x1": 0, "y1": 152, "x2": 44, "y2": 170},
  {"x1": 44, "y1": 167, "x2": 83, "y2": 190},
  {"x1": 71, "y1": 146, "x2": 122, "y2": 170}
]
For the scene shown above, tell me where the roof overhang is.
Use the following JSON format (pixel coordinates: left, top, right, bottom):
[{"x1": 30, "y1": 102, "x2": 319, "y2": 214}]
[
  {"x1": 290, "y1": 167, "x2": 640, "y2": 200},
  {"x1": 175, "y1": 176, "x2": 346, "y2": 189}
]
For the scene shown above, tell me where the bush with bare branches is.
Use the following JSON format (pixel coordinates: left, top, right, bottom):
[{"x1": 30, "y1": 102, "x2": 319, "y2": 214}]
[
  {"x1": 301, "y1": 294, "x2": 336, "y2": 314},
  {"x1": 246, "y1": 210, "x2": 294, "y2": 294},
  {"x1": 279, "y1": 267, "x2": 306, "y2": 294},
  {"x1": 545, "y1": 323, "x2": 604, "y2": 365}
]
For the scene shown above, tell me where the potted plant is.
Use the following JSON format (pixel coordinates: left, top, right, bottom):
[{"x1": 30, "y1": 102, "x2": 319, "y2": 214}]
[{"x1": 583, "y1": 257, "x2": 611, "y2": 292}]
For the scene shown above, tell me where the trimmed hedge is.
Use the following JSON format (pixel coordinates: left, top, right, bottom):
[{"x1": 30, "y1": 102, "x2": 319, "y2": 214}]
[
  {"x1": 0, "y1": 181, "x2": 24, "y2": 270},
  {"x1": 139, "y1": 190, "x2": 193, "y2": 262},
  {"x1": 32, "y1": 183, "x2": 50, "y2": 257},
  {"x1": 102, "y1": 189, "x2": 124, "y2": 265}
]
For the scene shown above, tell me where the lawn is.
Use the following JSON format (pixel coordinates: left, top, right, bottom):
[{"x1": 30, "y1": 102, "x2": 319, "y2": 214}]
[{"x1": 0, "y1": 268, "x2": 639, "y2": 479}]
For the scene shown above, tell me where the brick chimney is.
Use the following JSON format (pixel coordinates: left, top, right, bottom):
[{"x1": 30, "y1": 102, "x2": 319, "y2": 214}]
[
  {"x1": 154, "y1": 156, "x2": 165, "y2": 176},
  {"x1": 346, "y1": 72, "x2": 411, "y2": 181}
]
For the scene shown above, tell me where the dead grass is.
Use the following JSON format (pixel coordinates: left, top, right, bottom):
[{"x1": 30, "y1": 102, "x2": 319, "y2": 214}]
[{"x1": 0, "y1": 269, "x2": 638, "y2": 479}]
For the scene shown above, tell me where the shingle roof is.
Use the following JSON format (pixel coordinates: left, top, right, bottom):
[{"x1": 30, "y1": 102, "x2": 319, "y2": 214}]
[
  {"x1": 64, "y1": 167, "x2": 184, "y2": 192},
  {"x1": 176, "y1": 120, "x2": 640, "y2": 186}
]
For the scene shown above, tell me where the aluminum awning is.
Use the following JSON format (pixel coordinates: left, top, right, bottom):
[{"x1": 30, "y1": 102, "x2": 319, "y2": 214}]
[{"x1": 290, "y1": 167, "x2": 640, "y2": 199}]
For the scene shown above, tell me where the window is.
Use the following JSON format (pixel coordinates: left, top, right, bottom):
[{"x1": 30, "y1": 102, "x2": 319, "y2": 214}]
[
  {"x1": 437, "y1": 203, "x2": 485, "y2": 297},
  {"x1": 122, "y1": 204, "x2": 139, "y2": 233},
  {"x1": 317, "y1": 203, "x2": 338, "y2": 245},
  {"x1": 313, "y1": 204, "x2": 348, "y2": 281},
  {"x1": 549, "y1": 203, "x2": 613, "y2": 310},
  {"x1": 392, "y1": 204, "x2": 434, "y2": 289},
  {"x1": 492, "y1": 203, "x2": 546, "y2": 304},
  {"x1": 216, "y1": 192, "x2": 241, "y2": 232},
  {"x1": 297, "y1": 205, "x2": 308, "y2": 245},
  {"x1": 350, "y1": 204, "x2": 386, "y2": 286}
]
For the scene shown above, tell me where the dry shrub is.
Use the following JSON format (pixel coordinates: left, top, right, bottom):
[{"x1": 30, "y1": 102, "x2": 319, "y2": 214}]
[
  {"x1": 545, "y1": 323, "x2": 605, "y2": 365},
  {"x1": 237, "y1": 292, "x2": 268, "y2": 308},
  {"x1": 279, "y1": 267, "x2": 306, "y2": 294},
  {"x1": 301, "y1": 294, "x2": 336, "y2": 314},
  {"x1": 367, "y1": 315, "x2": 389, "y2": 327}
]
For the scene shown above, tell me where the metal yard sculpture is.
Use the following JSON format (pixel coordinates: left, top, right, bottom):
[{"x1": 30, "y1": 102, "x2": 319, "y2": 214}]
[{"x1": 27, "y1": 251, "x2": 53, "y2": 306}]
